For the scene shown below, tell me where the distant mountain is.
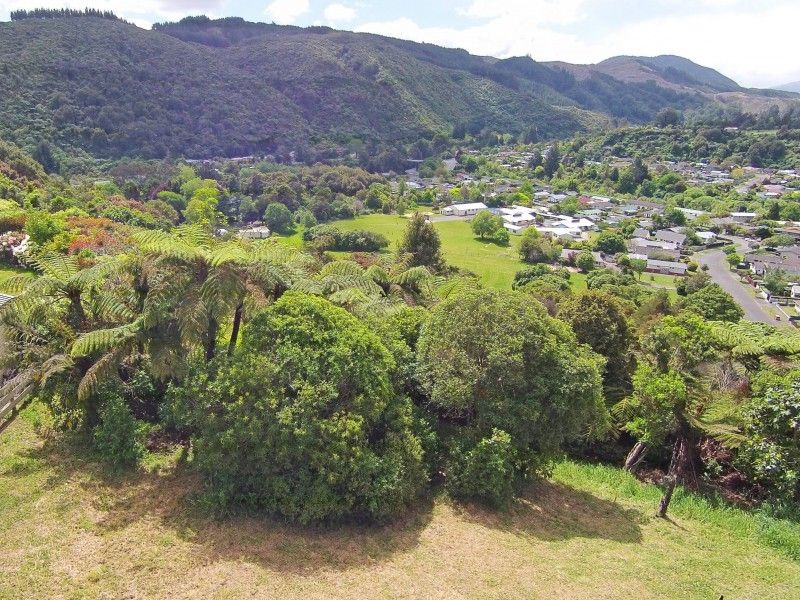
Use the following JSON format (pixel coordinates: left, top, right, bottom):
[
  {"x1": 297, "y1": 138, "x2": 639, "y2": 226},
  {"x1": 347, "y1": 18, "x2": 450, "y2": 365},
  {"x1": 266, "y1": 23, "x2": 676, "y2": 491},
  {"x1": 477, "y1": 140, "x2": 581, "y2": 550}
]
[
  {"x1": 775, "y1": 81, "x2": 800, "y2": 93},
  {"x1": 0, "y1": 15, "x2": 795, "y2": 162},
  {"x1": 618, "y1": 55, "x2": 741, "y2": 91},
  {"x1": 548, "y1": 54, "x2": 741, "y2": 93}
]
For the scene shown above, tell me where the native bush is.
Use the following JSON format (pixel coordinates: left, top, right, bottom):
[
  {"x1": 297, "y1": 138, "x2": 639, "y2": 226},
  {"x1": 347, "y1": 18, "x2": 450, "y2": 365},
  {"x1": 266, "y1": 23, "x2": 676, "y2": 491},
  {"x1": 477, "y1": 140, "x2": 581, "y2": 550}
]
[
  {"x1": 303, "y1": 224, "x2": 389, "y2": 251},
  {"x1": 448, "y1": 428, "x2": 518, "y2": 507},
  {"x1": 186, "y1": 292, "x2": 426, "y2": 523},
  {"x1": 416, "y1": 289, "x2": 609, "y2": 503},
  {"x1": 93, "y1": 393, "x2": 144, "y2": 469}
]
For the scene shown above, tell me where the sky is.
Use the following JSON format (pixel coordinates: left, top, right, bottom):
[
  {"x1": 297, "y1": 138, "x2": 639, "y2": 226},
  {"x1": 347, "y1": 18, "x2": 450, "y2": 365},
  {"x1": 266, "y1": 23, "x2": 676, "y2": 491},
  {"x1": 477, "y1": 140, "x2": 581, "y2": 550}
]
[{"x1": 1, "y1": 0, "x2": 798, "y2": 88}]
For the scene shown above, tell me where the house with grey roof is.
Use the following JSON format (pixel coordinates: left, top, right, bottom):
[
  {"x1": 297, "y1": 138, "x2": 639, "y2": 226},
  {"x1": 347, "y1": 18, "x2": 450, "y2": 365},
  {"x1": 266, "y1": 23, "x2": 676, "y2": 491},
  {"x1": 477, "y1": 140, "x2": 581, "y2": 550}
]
[
  {"x1": 646, "y1": 259, "x2": 687, "y2": 276},
  {"x1": 655, "y1": 230, "x2": 687, "y2": 247}
]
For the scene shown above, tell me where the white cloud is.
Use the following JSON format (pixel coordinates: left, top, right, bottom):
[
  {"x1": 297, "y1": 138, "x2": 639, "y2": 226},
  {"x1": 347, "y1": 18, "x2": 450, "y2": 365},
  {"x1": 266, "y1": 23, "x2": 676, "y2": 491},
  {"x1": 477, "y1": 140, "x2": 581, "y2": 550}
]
[
  {"x1": 324, "y1": 3, "x2": 356, "y2": 24},
  {"x1": 264, "y1": 0, "x2": 309, "y2": 24},
  {"x1": 460, "y1": 0, "x2": 584, "y2": 25},
  {"x1": 356, "y1": 1, "x2": 800, "y2": 88}
]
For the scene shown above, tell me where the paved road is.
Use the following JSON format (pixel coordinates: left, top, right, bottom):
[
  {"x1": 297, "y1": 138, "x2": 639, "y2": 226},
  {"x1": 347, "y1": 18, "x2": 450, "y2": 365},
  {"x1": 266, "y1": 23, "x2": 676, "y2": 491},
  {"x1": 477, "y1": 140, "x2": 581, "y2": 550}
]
[{"x1": 698, "y1": 249, "x2": 786, "y2": 326}]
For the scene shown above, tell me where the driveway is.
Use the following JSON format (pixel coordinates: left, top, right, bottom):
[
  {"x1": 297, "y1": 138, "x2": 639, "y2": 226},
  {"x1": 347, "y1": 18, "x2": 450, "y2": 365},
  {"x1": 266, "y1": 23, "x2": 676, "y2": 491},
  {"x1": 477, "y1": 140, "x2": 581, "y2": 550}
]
[{"x1": 698, "y1": 249, "x2": 787, "y2": 326}]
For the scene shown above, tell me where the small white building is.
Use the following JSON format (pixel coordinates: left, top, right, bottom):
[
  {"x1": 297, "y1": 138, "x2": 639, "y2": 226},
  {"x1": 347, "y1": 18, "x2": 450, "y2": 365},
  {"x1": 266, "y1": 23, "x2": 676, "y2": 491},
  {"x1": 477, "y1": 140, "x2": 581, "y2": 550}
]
[
  {"x1": 239, "y1": 226, "x2": 271, "y2": 240},
  {"x1": 697, "y1": 231, "x2": 718, "y2": 245},
  {"x1": 677, "y1": 207, "x2": 706, "y2": 220},
  {"x1": 441, "y1": 202, "x2": 488, "y2": 217},
  {"x1": 731, "y1": 212, "x2": 758, "y2": 223}
]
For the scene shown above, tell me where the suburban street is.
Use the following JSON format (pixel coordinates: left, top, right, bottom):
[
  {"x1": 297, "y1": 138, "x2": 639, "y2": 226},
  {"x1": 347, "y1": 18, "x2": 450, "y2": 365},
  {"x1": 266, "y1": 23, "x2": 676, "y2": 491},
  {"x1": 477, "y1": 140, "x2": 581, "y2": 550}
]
[{"x1": 698, "y1": 249, "x2": 788, "y2": 326}]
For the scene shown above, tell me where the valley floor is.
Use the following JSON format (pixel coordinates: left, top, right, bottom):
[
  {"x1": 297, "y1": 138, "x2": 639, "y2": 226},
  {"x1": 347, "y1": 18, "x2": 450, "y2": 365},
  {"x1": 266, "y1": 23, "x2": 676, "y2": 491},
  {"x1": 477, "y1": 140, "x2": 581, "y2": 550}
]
[{"x1": 2, "y1": 407, "x2": 799, "y2": 599}]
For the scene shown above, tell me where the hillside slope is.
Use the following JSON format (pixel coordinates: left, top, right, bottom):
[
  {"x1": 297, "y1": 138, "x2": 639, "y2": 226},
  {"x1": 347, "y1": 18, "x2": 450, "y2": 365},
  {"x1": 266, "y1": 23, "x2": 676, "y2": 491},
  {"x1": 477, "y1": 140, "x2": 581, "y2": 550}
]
[
  {"x1": 0, "y1": 16, "x2": 796, "y2": 161},
  {"x1": 0, "y1": 17, "x2": 599, "y2": 159},
  {"x1": 605, "y1": 55, "x2": 741, "y2": 91},
  {"x1": 1, "y1": 411, "x2": 799, "y2": 598},
  {"x1": 776, "y1": 81, "x2": 800, "y2": 93}
]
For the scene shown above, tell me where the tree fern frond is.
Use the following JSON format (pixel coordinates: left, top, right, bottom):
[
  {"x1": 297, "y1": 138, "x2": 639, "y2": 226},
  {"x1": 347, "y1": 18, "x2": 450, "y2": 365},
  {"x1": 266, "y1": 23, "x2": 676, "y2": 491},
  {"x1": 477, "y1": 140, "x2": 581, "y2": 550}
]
[
  {"x1": 30, "y1": 253, "x2": 80, "y2": 281},
  {"x1": 0, "y1": 273, "x2": 35, "y2": 293},
  {"x1": 391, "y1": 265, "x2": 432, "y2": 287},
  {"x1": 93, "y1": 294, "x2": 136, "y2": 322},
  {"x1": 319, "y1": 260, "x2": 365, "y2": 278},
  {"x1": 77, "y1": 349, "x2": 123, "y2": 402},
  {"x1": 366, "y1": 265, "x2": 390, "y2": 286},
  {"x1": 71, "y1": 322, "x2": 140, "y2": 357}
]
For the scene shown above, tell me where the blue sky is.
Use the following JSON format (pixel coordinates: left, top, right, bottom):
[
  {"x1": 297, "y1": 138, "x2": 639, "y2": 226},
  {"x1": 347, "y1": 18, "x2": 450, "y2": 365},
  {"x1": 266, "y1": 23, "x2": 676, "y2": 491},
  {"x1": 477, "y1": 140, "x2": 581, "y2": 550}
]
[{"x1": 2, "y1": 0, "x2": 798, "y2": 87}]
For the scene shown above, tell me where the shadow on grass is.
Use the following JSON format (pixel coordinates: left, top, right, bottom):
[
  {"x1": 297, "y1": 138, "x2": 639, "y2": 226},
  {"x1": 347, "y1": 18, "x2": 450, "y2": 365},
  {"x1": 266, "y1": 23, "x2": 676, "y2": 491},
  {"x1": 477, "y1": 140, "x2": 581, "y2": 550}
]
[
  {"x1": 15, "y1": 434, "x2": 436, "y2": 575},
  {"x1": 474, "y1": 236, "x2": 511, "y2": 248},
  {"x1": 454, "y1": 479, "x2": 645, "y2": 543},
  {"x1": 15, "y1": 433, "x2": 644, "y2": 577}
]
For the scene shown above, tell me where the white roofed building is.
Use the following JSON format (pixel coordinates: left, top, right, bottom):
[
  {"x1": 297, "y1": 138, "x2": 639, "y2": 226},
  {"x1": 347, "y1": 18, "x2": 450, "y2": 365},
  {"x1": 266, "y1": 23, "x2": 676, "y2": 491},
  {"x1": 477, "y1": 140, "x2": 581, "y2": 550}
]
[{"x1": 440, "y1": 202, "x2": 488, "y2": 216}]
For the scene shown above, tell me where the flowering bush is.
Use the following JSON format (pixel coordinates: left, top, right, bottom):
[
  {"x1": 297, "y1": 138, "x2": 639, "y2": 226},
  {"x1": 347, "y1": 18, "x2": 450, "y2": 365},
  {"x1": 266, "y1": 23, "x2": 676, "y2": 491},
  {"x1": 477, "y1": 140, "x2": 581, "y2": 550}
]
[{"x1": 0, "y1": 231, "x2": 28, "y2": 265}]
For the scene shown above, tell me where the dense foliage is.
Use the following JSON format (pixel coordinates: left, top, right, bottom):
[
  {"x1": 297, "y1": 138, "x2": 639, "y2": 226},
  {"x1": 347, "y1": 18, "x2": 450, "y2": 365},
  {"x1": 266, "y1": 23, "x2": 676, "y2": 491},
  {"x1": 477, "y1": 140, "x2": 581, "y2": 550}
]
[
  {"x1": 416, "y1": 289, "x2": 609, "y2": 503},
  {"x1": 2, "y1": 122, "x2": 800, "y2": 527},
  {"x1": 1, "y1": 16, "x2": 795, "y2": 165},
  {"x1": 303, "y1": 225, "x2": 389, "y2": 252},
  {"x1": 177, "y1": 293, "x2": 426, "y2": 522}
]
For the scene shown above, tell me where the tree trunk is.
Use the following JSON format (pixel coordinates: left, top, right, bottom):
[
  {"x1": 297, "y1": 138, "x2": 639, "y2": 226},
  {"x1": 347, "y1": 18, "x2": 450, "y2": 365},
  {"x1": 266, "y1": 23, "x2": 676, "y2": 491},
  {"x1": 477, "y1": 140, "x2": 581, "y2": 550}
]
[
  {"x1": 656, "y1": 429, "x2": 692, "y2": 518},
  {"x1": 624, "y1": 441, "x2": 648, "y2": 472},
  {"x1": 656, "y1": 474, "x2": 677, "y2": 518},
  {"x1": 68, "y1": 291, "x2": 86, "y2": 331},
  {"x1": 205, "y1": 316, "x2": 218, "y2": 362},
  {"x1": 227, "y1": 303, "x2": 243, "y2": 357}
]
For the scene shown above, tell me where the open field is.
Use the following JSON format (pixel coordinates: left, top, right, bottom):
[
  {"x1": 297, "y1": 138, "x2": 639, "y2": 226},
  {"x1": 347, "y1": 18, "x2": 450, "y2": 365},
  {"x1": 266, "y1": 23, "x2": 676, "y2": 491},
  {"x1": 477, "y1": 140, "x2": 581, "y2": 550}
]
[
  {"x1": 279, "y1": 214, "x2": 587, "y2": 291},
  {"x1": 2, "y1": 405, "x2": 799, "y2": 599}
]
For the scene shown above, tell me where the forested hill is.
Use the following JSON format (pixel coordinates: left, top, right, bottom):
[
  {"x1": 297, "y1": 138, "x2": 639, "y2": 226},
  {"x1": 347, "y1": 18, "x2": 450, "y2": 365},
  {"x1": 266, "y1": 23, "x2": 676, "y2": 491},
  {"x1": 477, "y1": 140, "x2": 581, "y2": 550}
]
[{"x1": 0, "y1": 15, "x2": 795, "y2": 162}]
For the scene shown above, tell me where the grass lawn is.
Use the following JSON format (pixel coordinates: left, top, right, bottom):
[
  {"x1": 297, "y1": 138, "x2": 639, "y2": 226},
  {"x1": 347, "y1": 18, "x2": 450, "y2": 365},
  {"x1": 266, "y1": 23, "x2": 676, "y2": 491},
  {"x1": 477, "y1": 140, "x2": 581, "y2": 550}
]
[
  {"x1": 280, "y1": 215, "x2": 588, "y2": 291},
  {"x1": 0, "y1": 265, "x2": 27, "y2": 288},
  {"x1": 2, "y1": 406, "x2": 799, "y2": 599}
]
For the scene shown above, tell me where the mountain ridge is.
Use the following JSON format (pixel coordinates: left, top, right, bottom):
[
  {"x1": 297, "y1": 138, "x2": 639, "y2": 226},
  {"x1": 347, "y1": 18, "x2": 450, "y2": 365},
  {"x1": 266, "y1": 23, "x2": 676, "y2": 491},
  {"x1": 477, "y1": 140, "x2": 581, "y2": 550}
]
[
  {"x1": 775, "y1": 81, "x2": 800, "y2": 93},
  {"x1": 0, "y1": 15, "x2": 796, "y2": 162}
]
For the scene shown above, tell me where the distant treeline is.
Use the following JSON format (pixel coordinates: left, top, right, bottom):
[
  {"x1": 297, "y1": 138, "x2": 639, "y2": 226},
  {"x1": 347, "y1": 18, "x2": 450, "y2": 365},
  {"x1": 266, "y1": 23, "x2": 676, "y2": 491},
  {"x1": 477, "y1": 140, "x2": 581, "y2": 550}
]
[{"x1": 10, "y1": 8, "x2": 123, "y2": 22}]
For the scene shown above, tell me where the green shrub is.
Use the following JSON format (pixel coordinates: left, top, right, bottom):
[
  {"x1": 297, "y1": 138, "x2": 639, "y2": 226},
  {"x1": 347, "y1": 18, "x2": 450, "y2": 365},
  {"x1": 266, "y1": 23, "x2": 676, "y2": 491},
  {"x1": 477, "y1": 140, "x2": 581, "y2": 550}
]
[
  {"x1": 189, "y1": 292, "x2": 426, "y2": 523},
  {"x1": 448, "y1": 429, "x2": 517, "y2": 507},
  {"x1": 303, "y1": 224, "x2": 389, "y2": 251},
  {"x1": 416, "y1": 289, "x2": 609, "y2": 503},
  {"x1": 93, "y1": 394, "x2": 144, "y2": 469}
]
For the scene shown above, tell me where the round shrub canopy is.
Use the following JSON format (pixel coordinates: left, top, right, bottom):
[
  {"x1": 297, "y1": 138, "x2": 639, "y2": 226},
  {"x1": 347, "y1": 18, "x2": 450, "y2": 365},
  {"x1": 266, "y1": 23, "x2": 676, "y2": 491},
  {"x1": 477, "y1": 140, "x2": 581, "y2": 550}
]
[
  {"x1": 416, "y1": 289, "x2": 608, "y2": 479},
  {"x1": 193, "y1": 292, "x2": 426, "y2": 523}
]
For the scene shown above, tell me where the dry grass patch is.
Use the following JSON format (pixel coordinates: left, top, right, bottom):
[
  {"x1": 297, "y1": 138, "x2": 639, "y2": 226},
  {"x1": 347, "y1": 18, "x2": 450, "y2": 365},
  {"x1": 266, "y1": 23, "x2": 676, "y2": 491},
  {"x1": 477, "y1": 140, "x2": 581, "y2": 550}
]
[{"x1": 1, "y1": 408, "x2": 799, "y2": 599}]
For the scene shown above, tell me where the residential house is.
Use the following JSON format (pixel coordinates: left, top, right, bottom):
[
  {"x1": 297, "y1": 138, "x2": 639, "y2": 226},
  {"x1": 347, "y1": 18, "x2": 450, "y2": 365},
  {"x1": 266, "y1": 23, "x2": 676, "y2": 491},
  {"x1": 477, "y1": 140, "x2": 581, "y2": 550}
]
[
  {"x1": 745, "y1": 253, "x2": 800, "y2": 278},
  {"x1": 677, "y1": 207, "x2": 706, "y2": 220},
  {"x1": 696, "y1": 231, "x2": 718, "y2": 245},
  {"x1": 630, "y1": 237, "x2": 679, "y2": 251},
  {"x1": 630, "y1": 199, "x2": 663, "y2": 217},
  {"x1": 499, "y1": 205, "x2": 545, "y2": 233},
  {"x1": 628, "y1": 237, "x2": 680, "y2": 259},
  {"x1": 628, "y1": 244, "x2": 680, "y2": 260},
  {"x1": 646, "y1": 259, "x2": 688, "y2": 276},
  {"x1": 441, "y1": 202, "x2": 488, "y2": 217},
  {"x1": 239, "y1": 225, "x2": 271, "y2": 240},
  {"x1": 731, "y1": 212, "x2": 758, "y2": 223},
  {"x1": 655, "y1": 230, "x2": 688, "y2": 247}
]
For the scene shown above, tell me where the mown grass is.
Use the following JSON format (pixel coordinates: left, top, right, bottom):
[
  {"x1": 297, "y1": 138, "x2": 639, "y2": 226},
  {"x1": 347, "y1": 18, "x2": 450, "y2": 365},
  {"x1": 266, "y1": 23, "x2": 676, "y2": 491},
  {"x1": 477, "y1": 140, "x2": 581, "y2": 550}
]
[
  {"x1": 0, "y1": 264, "x2": 26, "y2": 288},
  {"x1": 279, "y1": 214, "x2": 588, "y2": 291},
  {"x1": 1, "y1": 404, "x2": 799, "y2": 599}
]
